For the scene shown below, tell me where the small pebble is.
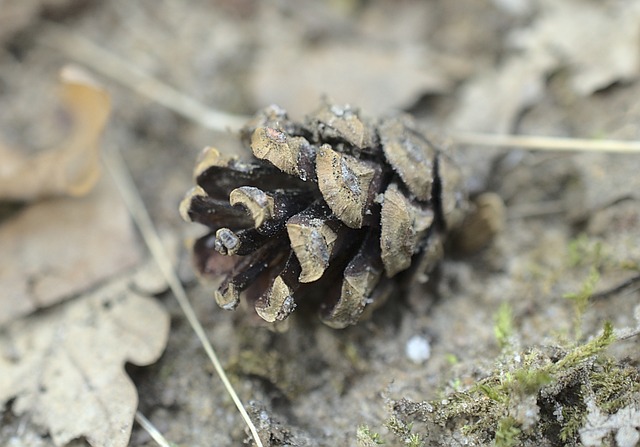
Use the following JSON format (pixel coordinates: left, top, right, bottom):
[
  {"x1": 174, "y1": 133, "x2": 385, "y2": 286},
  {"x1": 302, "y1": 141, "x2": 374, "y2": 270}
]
[{"x1": 406, "y1": 335, "x2": 431, "y2": 364}]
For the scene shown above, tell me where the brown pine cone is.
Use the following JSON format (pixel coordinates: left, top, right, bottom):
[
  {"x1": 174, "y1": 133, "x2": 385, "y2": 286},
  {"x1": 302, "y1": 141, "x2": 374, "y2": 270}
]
[{"x1": 180, "y1": 103, "x2": 467, "y2": 328}]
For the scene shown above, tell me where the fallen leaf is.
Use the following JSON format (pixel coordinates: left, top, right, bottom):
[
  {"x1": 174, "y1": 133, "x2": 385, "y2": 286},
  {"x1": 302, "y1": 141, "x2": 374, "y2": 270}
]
[
  {"x1": 512, "y1": 0, "x2": 640, "y2": 96},
  {"x1": 0, "y1": 65, "x2": 110, "y2": 201},
  {"x1": 450, "y1": 53, "x2": 552, "y2": 133},
  {"x1": 251, "y1": 43, "x2": 451, "y2": 118},
  {"x1": 450, "y1": 0, "x2": 640, "y2": 133},
  {"x1": 0, "y1": 173, "x2": 141, "y2": 326},
  {"x1": 248, "y1": 3, "x2": 464, "y2": 117},
  {"x1": 0, "y1": 268, "x2": 170, "y2": 447}
]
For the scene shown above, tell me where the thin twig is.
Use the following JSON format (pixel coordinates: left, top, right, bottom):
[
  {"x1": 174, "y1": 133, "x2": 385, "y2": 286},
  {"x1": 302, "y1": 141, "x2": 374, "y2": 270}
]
[
  {"x1": 135, "y1": 411, "x2": 173, "y2": 447},
  {"x1": 452, "y1": 131, "x2": 640, "y2": 154},
  {"x1": 39, "y1": 22, "x2": 250, "y2": 133},
  {"x1": 103, "y1": 147, "x2": 264, "y2": 447}
]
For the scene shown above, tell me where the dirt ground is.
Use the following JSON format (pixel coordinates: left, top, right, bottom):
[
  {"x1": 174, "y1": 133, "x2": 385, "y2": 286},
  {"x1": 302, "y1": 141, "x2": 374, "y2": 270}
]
[{"x1": 1, "y1": 1, "x2": 640, "y2": 446}]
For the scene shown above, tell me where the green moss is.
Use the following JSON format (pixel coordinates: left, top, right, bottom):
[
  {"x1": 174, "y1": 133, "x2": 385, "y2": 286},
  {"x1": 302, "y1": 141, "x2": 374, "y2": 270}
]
[
  {"x1": 473, "y1": 353, "x2": 551, "y2": 404},
  {"x1": 567, "y1": 234, "x2": 605, "y2": 268},
  {"x1": 385, "y1": 417, "x2": 425, "y2": 446},
  {"x1": 356, "y1": 425, "x2": 384, "y2": 446},
  {"x1": 553, "y1": 353, "x2": 638, "y2": 443},
  {"x1": 424, "y1": 322, "x2": 618, "y2": 445},
  {"x1": 493, "y1": 302, "x2": 515, "y2": 349},
  {"x1": 494, "y1": 417, "x2": 521, "y2": 447},
  {"x1": 551, "y1": 321, "x2": 614, "y2": 372},
  {"x1": 510, "y1": 368, "x2": 552, "y2": 394},
  {"x1": 406, "y1": 433, "x2": 424, "y2": 447},
  {"x1": 476, "y1": 381, "x2": 506, "y2": 403},
  {"x1": 591, "y1": 358, "x2": 640, "y2": 413},
  {"x1": 376, "y1": 234, "x2": 633, "y2": 446},
  {"x1": 559, "y1": 407, "x2": 586, "y2": 443},
  {"x1": 563, "y1": 268, "x2": 600, "y2": 340}
]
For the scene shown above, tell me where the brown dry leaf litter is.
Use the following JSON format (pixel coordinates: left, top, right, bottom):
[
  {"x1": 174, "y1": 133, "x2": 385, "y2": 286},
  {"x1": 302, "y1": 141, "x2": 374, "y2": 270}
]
[
  {"x1": 249, "y1": 1, "x2": 468, "y2": 117},
  {"x1": 451, "y1": 0, "x2": 640, "y2": 134},
  {"x1": 0, "y1": 68, "x2": 139, "y2": 324},
  {"x1": 0, "y1": 175, "x2": 142, "y2": 325},
  {"x1": 0, "y1": 267, "x2": 170, "y2": 447},
  {"x1": 0, "y1": 66, "x2": 110, "y2": 201}
]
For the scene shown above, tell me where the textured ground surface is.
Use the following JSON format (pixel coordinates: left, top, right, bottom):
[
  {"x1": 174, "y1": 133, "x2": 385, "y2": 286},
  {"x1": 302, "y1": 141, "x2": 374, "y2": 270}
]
[{"x1": 1, "y1": 1, "x2": 639, "y2": 446}]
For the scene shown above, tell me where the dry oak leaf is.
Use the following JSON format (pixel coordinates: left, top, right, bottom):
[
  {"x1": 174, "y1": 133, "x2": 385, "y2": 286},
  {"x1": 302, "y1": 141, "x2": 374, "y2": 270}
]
[
  {"x1": 0, "y1": 271, "x2": 170, "y2": 447},
  {"x1": 0, "y1": 65, "x2": 110, "y2": 201},
  {"x1": 0, "y1": 175, "x2": 141, "y2": 326}
]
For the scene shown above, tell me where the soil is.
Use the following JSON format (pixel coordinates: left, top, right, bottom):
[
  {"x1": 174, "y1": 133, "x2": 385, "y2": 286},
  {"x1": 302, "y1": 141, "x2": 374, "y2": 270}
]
[{"x1": 1, "y1": 1, "x2": 639, "y2": 446}]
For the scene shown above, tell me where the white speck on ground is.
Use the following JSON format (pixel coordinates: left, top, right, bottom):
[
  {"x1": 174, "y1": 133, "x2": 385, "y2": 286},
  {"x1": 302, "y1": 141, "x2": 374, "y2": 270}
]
[{"x1": 406, "y1": 335, "x2": 431, "y2": 364}]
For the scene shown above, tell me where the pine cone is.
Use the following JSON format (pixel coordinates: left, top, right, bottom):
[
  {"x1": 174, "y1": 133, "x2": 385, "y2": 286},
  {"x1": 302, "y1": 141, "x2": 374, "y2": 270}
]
[{"x1": 180, "y1": 103, "x2": 467, "y2": 328}]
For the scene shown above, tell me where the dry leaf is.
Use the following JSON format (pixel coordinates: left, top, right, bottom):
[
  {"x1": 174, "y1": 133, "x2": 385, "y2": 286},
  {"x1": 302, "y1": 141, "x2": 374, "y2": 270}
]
[
  {"x1": 450, "y1": 53, "x2": 552, "y2": 133},
  {"x1": 248, "y1": 3, "x2": 461, "y2": 117},
  {"x1": 0, "y1": 174, "x2": 141, "y2": 326},
  {"x1": 511, "y1": 0, "x2": 640, "y2": 96},
  {"x1": 451, "y1": 0, "x2": 640, "y2": 133},
  {"x1": 0, "y1": 65, "x2": 110, "y2": 201},
  {"x1": 0, "y1": 269, "x2": 170, "y2": 447},
  {"x1": 251, "y1": 43, "x2": 451, "y2": 118}
]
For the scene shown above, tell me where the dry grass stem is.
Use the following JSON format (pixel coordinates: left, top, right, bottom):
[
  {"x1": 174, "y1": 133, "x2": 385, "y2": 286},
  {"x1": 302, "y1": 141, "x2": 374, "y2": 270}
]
[
  {"x1": 38, "y1": 23, "x2": 249, "y2": 133},
  {"x1": 134, "y1": 411, "x2": 172, "y2": 447},
  {"x1": 453, "y1": 131, "x2": 640, "y2": 153},
  {"x1": 103, "y1": 147, "x2": 264, "y2": 447}
]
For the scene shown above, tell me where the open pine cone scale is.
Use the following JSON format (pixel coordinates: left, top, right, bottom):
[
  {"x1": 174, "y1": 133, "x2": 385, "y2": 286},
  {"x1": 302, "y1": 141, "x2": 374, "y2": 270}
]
[{"x1": 180, "y1": 103, "x2": 467, "y2": 329}]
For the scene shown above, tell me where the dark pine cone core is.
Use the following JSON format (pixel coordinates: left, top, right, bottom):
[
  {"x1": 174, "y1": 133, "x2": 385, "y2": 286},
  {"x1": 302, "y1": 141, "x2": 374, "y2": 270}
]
[{"x1": 180, "y1": 102, "x2": 467, "y2": 329}]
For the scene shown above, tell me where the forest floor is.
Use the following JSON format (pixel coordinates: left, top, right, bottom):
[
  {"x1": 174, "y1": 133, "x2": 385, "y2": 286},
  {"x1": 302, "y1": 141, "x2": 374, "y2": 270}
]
[{"x1": 1, "y1": 1, "x2": 639, "y2": 446}]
